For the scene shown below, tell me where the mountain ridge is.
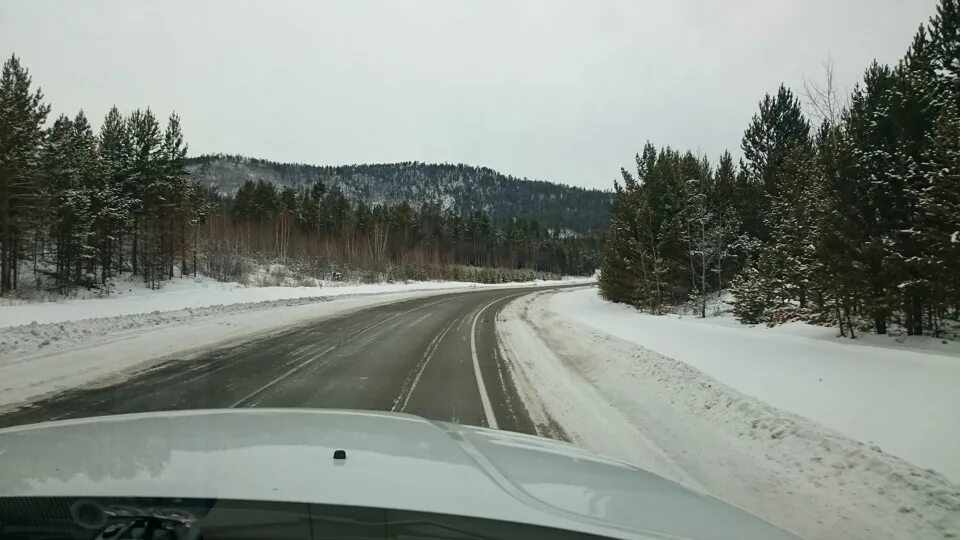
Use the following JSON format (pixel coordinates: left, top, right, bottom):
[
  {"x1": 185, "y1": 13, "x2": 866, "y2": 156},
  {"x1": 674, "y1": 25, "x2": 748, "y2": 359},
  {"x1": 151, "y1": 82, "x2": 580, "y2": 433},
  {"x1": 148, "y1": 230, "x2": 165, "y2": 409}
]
[{"x1": 186, "y1": 154, "x2": 611, "y2": 234}]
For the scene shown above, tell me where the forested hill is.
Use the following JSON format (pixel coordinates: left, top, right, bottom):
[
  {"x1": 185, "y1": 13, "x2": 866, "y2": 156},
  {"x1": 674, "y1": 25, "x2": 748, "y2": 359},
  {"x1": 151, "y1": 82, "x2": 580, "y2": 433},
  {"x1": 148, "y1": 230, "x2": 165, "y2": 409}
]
[{"x1": 186, "y1": 154, "x2": 611, "y2": 234}]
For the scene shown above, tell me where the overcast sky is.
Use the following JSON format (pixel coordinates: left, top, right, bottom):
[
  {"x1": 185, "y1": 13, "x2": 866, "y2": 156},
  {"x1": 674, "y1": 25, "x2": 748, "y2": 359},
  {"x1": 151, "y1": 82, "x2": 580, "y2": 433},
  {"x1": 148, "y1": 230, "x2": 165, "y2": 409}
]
[{"x1": 0, "y1": 0, "x2": 937, "y2": 189}]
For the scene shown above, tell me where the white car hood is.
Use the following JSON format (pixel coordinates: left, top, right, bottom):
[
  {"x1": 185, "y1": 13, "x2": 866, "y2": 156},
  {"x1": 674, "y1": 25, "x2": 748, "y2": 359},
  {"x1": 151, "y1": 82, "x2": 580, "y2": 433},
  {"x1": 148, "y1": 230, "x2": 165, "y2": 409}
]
[{"x1": 0, "y1": 408, "x2": 801, "y2": 540}]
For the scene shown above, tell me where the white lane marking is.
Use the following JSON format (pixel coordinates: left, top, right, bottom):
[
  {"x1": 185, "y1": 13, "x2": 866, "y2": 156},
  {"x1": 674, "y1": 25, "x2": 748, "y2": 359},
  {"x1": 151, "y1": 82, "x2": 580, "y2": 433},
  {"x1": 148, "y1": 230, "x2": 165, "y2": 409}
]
[
  {"x1": 230, "y1": 345, "x2": 338, "y2": 407},
  {"x1": 468, "y1": 291, "x2": 535, "y2": 429},
  {"x1": 393, "y1": 316, "x2": 460, "y2": 412},
  {"x1": 471, "y1": 298, "x2": 503, "y2": 429},
  {"x1": 230, "y1": 296, "x2": 456, "y2": 408},
  {"x1": 406, "y1": 311, "x2": 434, "y2": 329}
]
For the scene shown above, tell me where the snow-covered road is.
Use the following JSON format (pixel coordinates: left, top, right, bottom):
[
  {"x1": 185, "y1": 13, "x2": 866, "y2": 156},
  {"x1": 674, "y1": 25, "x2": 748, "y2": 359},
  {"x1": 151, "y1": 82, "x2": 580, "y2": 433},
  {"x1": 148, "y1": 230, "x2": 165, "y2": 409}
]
[{"x1": 497, "y1": 287, "x2": 960, "y2": 540}]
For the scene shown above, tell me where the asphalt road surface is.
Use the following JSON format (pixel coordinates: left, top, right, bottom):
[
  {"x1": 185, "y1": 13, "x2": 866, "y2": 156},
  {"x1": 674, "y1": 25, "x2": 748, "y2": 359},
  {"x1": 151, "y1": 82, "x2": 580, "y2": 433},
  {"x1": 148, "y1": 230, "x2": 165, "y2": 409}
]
[{"x1": 0, "y1": 286, "x2": 572, "y2": 437}]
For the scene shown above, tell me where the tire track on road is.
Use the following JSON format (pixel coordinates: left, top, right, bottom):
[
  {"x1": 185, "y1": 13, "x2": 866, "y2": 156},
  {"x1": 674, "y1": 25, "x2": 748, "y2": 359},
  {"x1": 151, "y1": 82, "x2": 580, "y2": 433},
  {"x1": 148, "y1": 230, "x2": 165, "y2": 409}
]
[
  {"x1": 468, "y1": 291, "x2": 533, "y2": 429},
  {"x1": 231, "y1": 296, "x2": 457, "y2": 408},
  {"x1": 392, "y1": 315, "x2": 463, "y2": 413}
]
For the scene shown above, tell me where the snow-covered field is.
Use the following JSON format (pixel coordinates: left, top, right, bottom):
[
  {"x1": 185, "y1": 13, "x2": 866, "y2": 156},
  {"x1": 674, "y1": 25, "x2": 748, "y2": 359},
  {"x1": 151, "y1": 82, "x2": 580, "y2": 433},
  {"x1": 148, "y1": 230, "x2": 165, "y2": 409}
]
[
  {"x1": 497, "y1": 287, "x2": 960, "y2": 540},
  {"x1": 0, "y1": 275, "x2": 591, "y2": 409}
]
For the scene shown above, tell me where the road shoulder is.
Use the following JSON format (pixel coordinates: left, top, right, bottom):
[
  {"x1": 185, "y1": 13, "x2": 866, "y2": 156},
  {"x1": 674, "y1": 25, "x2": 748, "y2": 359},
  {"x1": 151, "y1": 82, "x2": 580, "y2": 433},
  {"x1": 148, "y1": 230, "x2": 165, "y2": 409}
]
[{"x1": 495, "y1": 288, "x2": 960, "y2": 540}]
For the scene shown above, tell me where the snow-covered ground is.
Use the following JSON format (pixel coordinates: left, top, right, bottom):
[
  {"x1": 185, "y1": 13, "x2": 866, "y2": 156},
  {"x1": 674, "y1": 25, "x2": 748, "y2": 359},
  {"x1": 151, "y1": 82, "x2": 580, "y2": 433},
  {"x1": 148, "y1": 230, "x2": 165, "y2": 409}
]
[
  {"x1": 0, "y1": 275, "x2": 592, "y2": 409},
  {"x1": 548, "y1": 287, "x2": 960, "y2": 483},
  {"x1": 497, "y1": 287, "x2": 960, "y2": 540}
]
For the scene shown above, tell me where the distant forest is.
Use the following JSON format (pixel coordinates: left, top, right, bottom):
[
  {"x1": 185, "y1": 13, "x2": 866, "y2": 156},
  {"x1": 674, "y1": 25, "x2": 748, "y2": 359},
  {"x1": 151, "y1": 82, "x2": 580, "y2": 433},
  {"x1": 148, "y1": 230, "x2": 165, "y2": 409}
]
[
  {"x1": 600, "y1": 0, "x2": 960, "y2": 338},
  {"x1": 187, "y1": 155, "x2": 612, "y2": 234},
  {"x1": 0, "y1": 57, "x2": 600, "y2": 296},
  {"x1": 206, "y1": 177, "x2": 600, "y2": 282}
]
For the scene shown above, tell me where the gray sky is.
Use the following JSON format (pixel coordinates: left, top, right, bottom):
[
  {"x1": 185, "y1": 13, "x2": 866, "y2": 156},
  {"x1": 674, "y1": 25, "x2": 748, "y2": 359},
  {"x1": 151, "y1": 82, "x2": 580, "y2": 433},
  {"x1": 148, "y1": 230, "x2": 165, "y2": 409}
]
[{"x1": 0, "y1": 0, "x2": 937, "y2": 189}]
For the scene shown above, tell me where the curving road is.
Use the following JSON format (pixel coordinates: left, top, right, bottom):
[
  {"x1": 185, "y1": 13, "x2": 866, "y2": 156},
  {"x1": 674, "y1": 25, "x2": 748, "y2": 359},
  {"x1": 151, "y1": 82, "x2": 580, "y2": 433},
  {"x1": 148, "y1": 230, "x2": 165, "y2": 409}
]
[{"x1": 0, "y1": 286, "x2": 571, "y2": 436}]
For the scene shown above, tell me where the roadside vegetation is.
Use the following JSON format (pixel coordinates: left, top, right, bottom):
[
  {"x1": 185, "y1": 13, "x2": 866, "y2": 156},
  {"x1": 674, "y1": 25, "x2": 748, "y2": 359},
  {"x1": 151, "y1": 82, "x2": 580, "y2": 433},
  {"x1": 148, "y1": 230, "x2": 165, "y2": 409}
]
[
  {"x1": 0, "y1": 58, "x2": 598, "y2": 299},
  {"x1": 600, "y1": 0, "x2": 960, "y2": 339}
]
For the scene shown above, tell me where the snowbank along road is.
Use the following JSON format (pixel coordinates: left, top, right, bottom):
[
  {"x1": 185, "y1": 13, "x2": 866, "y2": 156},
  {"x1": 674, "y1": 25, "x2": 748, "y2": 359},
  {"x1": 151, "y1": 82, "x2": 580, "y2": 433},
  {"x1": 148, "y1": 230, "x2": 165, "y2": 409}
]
[
  {"x1": 0, "y1": 286, "x2": 569, "y2": 436},
  {"x1": 496, "y1": 288, "x2": 960, "y2": 540}
]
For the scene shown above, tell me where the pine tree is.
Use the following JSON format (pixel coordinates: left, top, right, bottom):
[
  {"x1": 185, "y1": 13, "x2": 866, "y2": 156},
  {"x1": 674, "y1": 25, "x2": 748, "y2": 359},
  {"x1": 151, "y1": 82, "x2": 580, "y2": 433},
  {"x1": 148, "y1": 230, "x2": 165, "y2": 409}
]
[
  {"x1": 711, "y1": 151, "x2": 746, "y2": 290},
  {"x1": 599, "y1": 2, "x2": 960, "y2": 333},
  {"x1": 0, "y1": 55, "x2": 50, "y2": 294},
  {"x1": 919, "y1": 0, "x2": 960, "y2": 332},
  {"x1": 813, "y1": 120, "x2": 860, "y2": 337},
  {"x1": 127, "y1": 108, "x2": 162, "y2": 282},
  {"x1": 918, "y1": 100, "x2": 960, "y2": 334},
  {"x1": 929, "y1": 0, "x2": 960, "y2": 99},
  {"x1": 98, "y1": 106, "x2": 134, "y2": 279},
  {"x1": 841, "y1": 63, "x2": 902, "y2": 334},
  {"x1": 70, "y1": 110, "x2": 102, "y2": 287},
  {"x1": 729, "y1": 266, "x2": 766, "y2": 324},
  {"x1": 888, "y1": 28, "x2": 939, "y2": 336},
  {"x1": 40, "y1": 114, "x2": 76, "y2": 291},
  {"x1": 161, "y1": 112, "x2": 189, "y2": 277},
  {"x1": 768, "y1": 149, "x2": 823, "y2": 320},
  {"x1": 740, "y1": 85, "x2": 811, "y2": 243},
  {"x1": 679, "y1": 153, "x2": 723, "y2": 317},
  {"x1": 600, "y1": 144, "x2": 735, "y2": 314},
  {"x1": 599, "y1": 176, "x2": 641, "y2": 305}
]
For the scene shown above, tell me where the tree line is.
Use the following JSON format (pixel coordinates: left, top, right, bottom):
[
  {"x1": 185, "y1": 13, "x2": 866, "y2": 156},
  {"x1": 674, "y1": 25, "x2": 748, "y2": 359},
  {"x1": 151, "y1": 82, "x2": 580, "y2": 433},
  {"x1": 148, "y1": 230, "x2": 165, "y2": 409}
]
[
  {"x1": 187, "y1": 154, "x2": 613, "y2": 234},
  {"x1": 206, "y1": 177, "x2": 598, "y2": 283},
  {"x1": 0, "y1": 54, "x2": 596, "y2": 297},
  {"x1": 0, "y1": 55, "x2": 202, "y2": 294},
  {"x1": 600, "y1": 0, "x2": 960, "y2": 338}
]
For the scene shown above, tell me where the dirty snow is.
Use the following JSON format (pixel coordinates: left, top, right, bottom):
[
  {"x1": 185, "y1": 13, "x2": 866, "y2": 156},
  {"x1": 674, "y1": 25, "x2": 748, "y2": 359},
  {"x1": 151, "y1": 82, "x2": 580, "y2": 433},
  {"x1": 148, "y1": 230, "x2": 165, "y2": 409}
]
[{"x1": 497, "y1": 287, "x2": 960, "y2": 540}]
